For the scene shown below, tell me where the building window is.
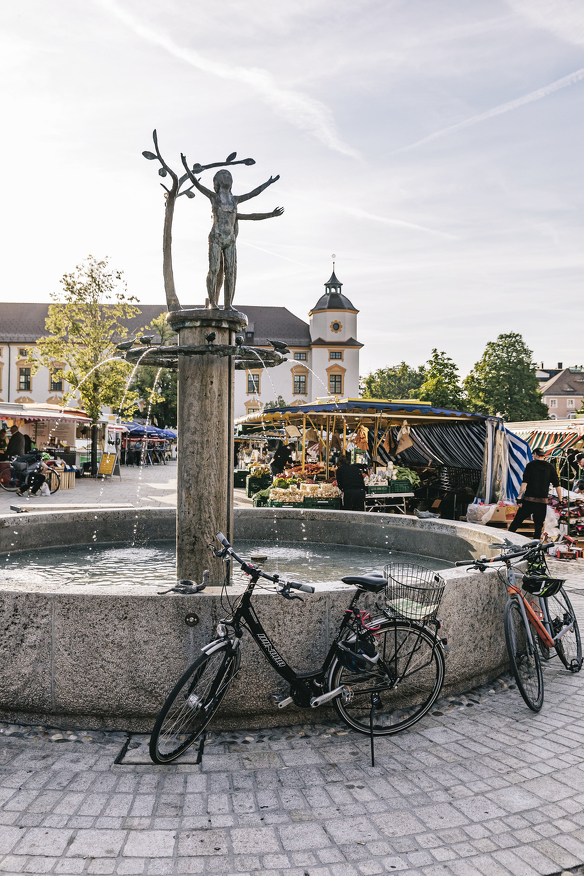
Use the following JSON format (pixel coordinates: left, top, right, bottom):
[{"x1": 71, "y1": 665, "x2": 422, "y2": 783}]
[
  {"x1": 329, "y1": 351, "x2": 343, "y2": 360},
  {"x1": 18, "y1": 367, "x2": 31, "y2": 391},
  {"x1": 549, "y1": 398, "x2": 557, "y2": 408},
  {"x1": 294, "y1": 374, "x2": 307, "y2": 395},
  {"x1": 245, "y1": 331, "x2": 254, "y2": 343},
  {"x1": 330, "y1": 321, "x2": 342, "y2": 333},
  {"x1": 50, "y1": 371, "x2": 63, "y2": 392},
  {"x1": 247, "y1": 407, "x2": 259, "y2": 414},
  {"x1": 294, "y1": 352, "x2": 307, "y2": 361},
  {"x1": 567, "y1": 398, "x2": 575, "y2": 408},
  {"x1": 19, "y1": 348, "x2": 28, "y2": 358},
  {"x1": 247, "y1": 372, "x2": 260, "y2": 394},
  {"x1": 329, "y1": 373, "x2": 343, "y2": 395}
]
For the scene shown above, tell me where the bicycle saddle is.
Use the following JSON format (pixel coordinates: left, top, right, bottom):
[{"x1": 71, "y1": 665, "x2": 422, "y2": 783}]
[{"x1": 342, "y1": 574, "x2": 387, "y2": 593}]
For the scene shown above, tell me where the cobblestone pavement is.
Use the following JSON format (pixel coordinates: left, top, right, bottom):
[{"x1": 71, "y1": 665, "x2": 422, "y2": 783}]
[
  {"x1": 0, "y1": 463, "x2": 252, "y2": 512},
  {"x1": 3, "y1": 471, "x2": 584, "y2": 873},
  {"x1": 0, "y1": 585, "x2": 583, "y2": 875}
]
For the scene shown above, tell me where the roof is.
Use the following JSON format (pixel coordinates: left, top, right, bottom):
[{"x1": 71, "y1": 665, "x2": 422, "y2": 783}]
[
  {"x1": 309, "y1": 270, "x2": 357, "y2": 314},
  {"x1": 539, "y1": 367, "x2": 584, "y2": 396},
  {"x1": 0, "y1": 303, "x2": 311, "y2": 347},
  {"x1": 310, "y1": 337, "x2": 363, "y2": 348},
  {"x1": 236, "y1": 398, "x2": 487, "y2": 428}
]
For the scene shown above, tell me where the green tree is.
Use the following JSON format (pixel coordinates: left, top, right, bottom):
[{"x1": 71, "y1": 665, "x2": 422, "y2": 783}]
[
  {"x1": 418, "y1": 349, "x2": 467, "y2": 411},
  {"x1": 30, "y1": 256, "x2": 142, "y2": 474},
  {"x1": 361, "y1": 362, "x2": 426, "y2": 400},
  {"x1": 264, "y1": 395, "x2": 288, "y2": 410},
  {"x1": 131, "y1": 313, "x2": 178, "y2": 428},
  {"x1": 464, "y1": 332, "x2": 548, "y2": 421}
]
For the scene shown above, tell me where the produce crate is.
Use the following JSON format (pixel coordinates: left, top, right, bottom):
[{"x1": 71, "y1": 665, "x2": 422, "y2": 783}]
[
  {"x1": 388, "y1": 479, "x2": 412, "y2": 493},
  {"x1": 366, "y1": 484, "x2": 390, "y2": 494},
  {"x1": 268, "y1": 500, "x2": 304, "y2": 508},
  {"x1": 252, "y1": 495, "x2": 269, "y2": 507},
  {"x1": 246, "y1": 475, "x2": 271, "y2": 497},
  {"x1": 233, "y1": 469, "x2": 249, "y2": 489},
  {"x1": 303, "y1": 498, "x2": 342, "y2": 509}
]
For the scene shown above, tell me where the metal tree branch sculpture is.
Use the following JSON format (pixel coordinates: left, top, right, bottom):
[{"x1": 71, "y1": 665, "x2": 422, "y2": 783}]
[{"x1": 142, "y1": 130, "x2": 256, "y2": 312}]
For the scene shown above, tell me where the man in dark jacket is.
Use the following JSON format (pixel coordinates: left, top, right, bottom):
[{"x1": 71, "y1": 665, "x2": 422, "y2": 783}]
[
  {"x1": 270, "y1": 442, "x2": 294, "y2": 477},
  {"x1": 6, "y1": 425, "x2": 26, "y2": 458},
  {"x1": 336, "y1": 454, "x2": 367, "y2": 511},
  {"x1": 509, "y1": 447, "x2": 561, "y2": 539}
]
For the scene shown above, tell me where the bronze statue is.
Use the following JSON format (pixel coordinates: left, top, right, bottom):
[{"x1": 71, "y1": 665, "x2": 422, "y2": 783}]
[{"x1": 182, "y1": 161, "x2": 283, "y2": 310}]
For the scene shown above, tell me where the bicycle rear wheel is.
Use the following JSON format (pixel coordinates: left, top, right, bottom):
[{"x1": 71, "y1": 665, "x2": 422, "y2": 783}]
[
  {"x1": 150, "y1": 642, "x2": 238, "y2": 764},
  {"x1": 504, "y1": 598, "x2": 543, "y2": 711},
  {"x1": 330, "y1": 618, "x2": 445, "y2": 735},
  {"x1": 45, "y1": 470, "x2": 60, "y2": 494},
  {"x1": 0, "y1": 468, "x2": 19, "y2": 492},
  {"x1": 545, "y1": 588, "x2": 582, "y2": 672}
]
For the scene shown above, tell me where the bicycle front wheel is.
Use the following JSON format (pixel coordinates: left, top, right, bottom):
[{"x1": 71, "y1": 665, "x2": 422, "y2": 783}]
[
  {"x1": 330, "y1": 619, "x2": 445, "y2": 736},
  {"x1": 546, "y1": 588, "x2": 582, "y2": 672},
  {"x1": 150, "y1": 642, "x2": 239, "y2": 764},
  {"x1": 504, "y1": 598, "x2": 543, "y2": 711},
  {"x1": 0, "y1": 468, "x2": 19, "y2": 492},
  {"x1": 45, "y1": 470, "x2": 60, "y2": 494}
]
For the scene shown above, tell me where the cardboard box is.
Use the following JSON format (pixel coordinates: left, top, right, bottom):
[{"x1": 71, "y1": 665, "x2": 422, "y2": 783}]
[{"x1": 488, "y1": 505, "x2": 518, "y2": 523}]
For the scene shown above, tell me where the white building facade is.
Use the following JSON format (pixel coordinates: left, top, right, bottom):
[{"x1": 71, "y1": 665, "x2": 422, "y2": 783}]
[{"x1": 234, "y1": 270, "x2": 362, "y2": 417}]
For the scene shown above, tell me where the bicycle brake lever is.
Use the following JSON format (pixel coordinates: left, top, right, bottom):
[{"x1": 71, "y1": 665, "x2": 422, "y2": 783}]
[{"x1": 278, "y1": 583, "x2": 303, "y2": 602}]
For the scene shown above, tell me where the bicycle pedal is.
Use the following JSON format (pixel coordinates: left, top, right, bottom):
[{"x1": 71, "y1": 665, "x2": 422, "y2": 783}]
[
  {"x1": 269, "y1": 693, "x2": 293, "y2": 709},
  {"x1": 341, "y1": 685, "x2": 354, "y2": 705}
]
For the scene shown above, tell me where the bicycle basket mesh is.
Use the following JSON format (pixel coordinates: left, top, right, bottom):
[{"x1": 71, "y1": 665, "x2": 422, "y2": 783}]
[{"x1": 382, "y1": 564, "x2": 445, "y2": 621}]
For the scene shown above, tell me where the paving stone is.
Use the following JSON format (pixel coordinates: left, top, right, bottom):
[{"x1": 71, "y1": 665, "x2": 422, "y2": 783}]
[{"x1": 66, "y1": 828, "x2": 126, "y2": 857}]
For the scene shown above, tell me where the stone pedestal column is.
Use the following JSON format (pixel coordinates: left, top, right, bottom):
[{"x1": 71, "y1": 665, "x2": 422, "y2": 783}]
[{"x1": 167, "y1": 308, "x2": 247, "y2": 586}]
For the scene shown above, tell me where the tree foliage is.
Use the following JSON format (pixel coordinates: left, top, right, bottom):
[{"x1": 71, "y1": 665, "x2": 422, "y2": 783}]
[
  {"x1": 131, "y1": 313, "x2": 178, "y2": 428},
  {"x1": 361, "y1": 362, "x2": 426, "y2": 400},
  {"x1": 264, "y1": 395, "x2": 288, "y2": 410},
  {"x1": 30, "y1": 256, "x2": 142, "y2": 423},
  {"x1": 464, "y1": 332, "x2": 548, "y2": 421},
  {"x1": 418, "y1": 349, "x2": 467, "y2": 411}
]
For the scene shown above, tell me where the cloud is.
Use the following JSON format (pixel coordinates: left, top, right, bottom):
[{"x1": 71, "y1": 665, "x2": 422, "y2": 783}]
[
  {"x1": 94, "y1": 0, "x2": 359, "y2": 159},
  {"x1": 395, "y1": 64, "x2": 584, "y2": 152}
]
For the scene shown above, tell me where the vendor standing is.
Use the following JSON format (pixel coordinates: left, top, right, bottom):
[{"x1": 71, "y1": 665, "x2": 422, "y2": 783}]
[
  {"x1": 270, "y1": 442, "x2": 294, "y2": 477},
  {"x1": 336, "y1": 454, "x2": 366, "y2": 512},
  {"x1": 509, "y1": 447, "x2": 561, "y2": 540}
]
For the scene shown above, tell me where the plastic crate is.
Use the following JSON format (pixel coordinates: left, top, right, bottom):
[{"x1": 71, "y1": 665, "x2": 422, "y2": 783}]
[
  {"x1": 366, "y1": 484, "x2": 390, "y2": 494},
  {"x1": 268, "y1": 500, "x2": 304, "y2": 508},
  {"x1": 246, "y1": 475, "x2": 271, "y2": 497},
  {"x1": 252, "y1": 495, "x2": 269, "y2": 507},
  {"x1": 302, "y1": 498, "x2": 342, "y2": 509},
  {"x1": 234, "y1": 469, "x2": 249, "y2": 488},
  {"x1": 388, "y1": 480, "x2": 412, "y2": 493}
]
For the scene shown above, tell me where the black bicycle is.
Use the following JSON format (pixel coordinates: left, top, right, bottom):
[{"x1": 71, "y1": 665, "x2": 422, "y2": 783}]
[
  {"x1": 149, "y1": 533, "x2": 448, "y2": 764},
  {"x1": 0, "y1": 454, "x2": 60, "y2": 495}
]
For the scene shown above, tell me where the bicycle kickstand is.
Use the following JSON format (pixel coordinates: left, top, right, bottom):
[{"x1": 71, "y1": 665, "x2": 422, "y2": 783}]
[
  {"x1": 369, "y1": 693, "x2": 381, "y2": 768},
  {"x1": 194, "y1": 732, "x2": 207, "y2": 766}
]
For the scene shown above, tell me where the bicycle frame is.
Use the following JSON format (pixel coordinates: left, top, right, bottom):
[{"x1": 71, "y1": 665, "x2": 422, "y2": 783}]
[{"x1": 506, "y1": 564, "x2": 555, "y2": 649}]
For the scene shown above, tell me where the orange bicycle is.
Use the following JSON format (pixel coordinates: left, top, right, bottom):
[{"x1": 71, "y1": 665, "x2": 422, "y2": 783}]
[{"x1": 456, "y1": 538, "x2": 581, "y2": 712}]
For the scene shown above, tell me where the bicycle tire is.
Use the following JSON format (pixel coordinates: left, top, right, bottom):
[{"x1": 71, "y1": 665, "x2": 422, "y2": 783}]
[
  {"x1": 330, "y1": 618, "x2": 445, "y2": 736},
  {"x1": 45, "y1": 470, "x2": 60, "y2": 495},
  {"x1": 149, "y1": 642, "x2": 239, "y2": 764},
  {"x1": 504, "y1": 598, "x2": 543, "y2": 711},
  {"x1": 545, "y1": 587, "x2": 582, "y2": 672},
  {"x1": 0, "y1": 468, "x2": 19, "y2": 492}
]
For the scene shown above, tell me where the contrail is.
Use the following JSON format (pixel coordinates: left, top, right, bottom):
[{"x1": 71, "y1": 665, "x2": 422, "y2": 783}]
[
  {"x1": 95, "y1": 0, "x2": 358, "y2": 159},
  {"x1": 396, "y1": 65, "x2": 584, "y2": 153}
]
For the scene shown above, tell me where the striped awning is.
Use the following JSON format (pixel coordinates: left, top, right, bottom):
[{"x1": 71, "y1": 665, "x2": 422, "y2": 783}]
[{"x1": 522, "y1": 430, "x2": 582, "y2": 457}]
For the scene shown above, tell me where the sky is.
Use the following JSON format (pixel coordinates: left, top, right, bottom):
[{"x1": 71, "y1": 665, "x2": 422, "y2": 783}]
[{"x1": 2, "y1": 0, "x2": 583, "y2": 379}]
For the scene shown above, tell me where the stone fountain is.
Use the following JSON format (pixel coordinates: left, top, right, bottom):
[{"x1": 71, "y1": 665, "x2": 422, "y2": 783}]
[{"x1": 0, "y1": 133, "x2": 525, "y2": 732}]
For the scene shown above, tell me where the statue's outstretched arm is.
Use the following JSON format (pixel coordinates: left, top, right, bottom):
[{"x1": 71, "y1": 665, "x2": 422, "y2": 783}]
[
  {"x1": 180, "y1": 154, "x2": 214, "y2": 199},
  {"x1": 237, "y1": 207, "x2": 284, "y2": 221},
  {"x1": 237, "y1": 175, "x2": 280, "y2": 204}
]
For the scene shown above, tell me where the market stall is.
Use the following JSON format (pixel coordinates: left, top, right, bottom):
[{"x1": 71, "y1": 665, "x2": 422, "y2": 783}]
[{"x1": 235, "y1": 399, "x2": 530, "y2": 518}]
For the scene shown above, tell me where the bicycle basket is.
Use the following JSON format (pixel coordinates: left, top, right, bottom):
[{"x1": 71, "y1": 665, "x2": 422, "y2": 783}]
[
  {"x1": 522, "y1": 575, "x2": 565, "y2": 598},
  {"x1": 382, "y1": 564, "x2": 445, "y2": 621}
]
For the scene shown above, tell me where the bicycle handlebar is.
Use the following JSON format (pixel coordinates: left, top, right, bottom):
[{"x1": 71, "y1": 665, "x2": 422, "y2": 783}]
[
  {"x1": 455, "y1": 539, "x2": 551, "y2": 570},
  {"x1": 214, "y1": 532, "x2": 316, "y2": 594}
]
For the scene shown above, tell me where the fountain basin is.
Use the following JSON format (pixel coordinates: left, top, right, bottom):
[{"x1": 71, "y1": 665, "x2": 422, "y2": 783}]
[{"x1": 0, "y1": 508, "x2": 521, "y2": 731}]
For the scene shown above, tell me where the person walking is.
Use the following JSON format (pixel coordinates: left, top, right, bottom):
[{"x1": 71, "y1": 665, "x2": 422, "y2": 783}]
[
  {"x1": 508, "y1": 447, "x2": 562, "y2": 539},
  {"x1": 335, "y1": 454, "x2": 367, "y2": 512}
]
